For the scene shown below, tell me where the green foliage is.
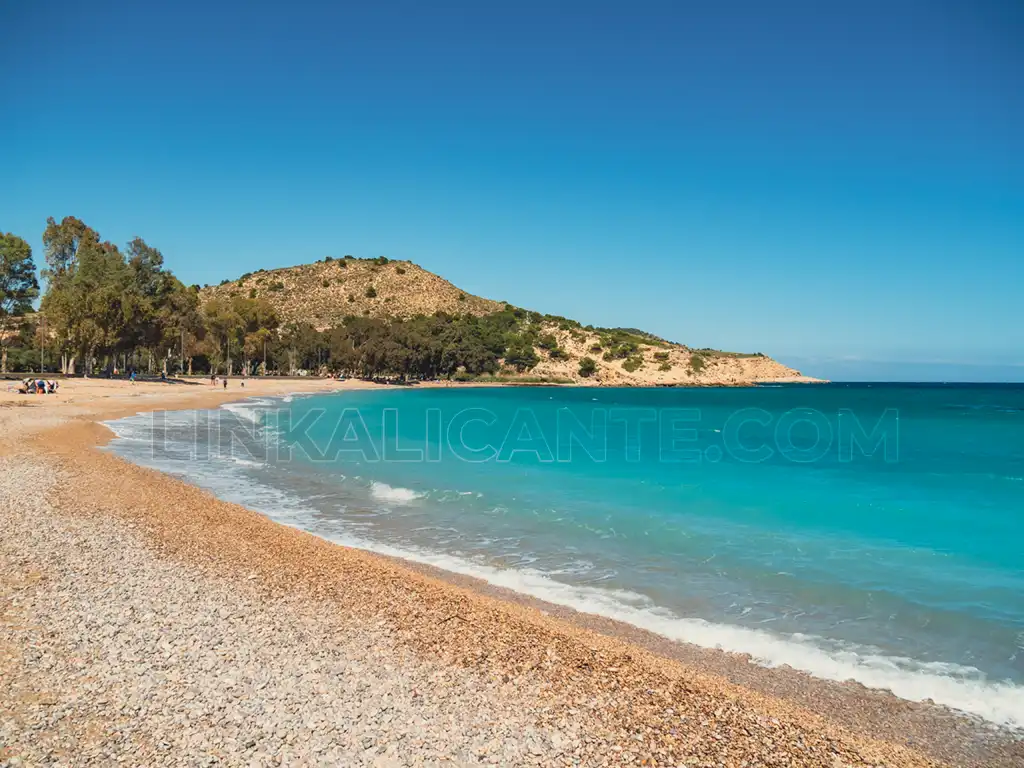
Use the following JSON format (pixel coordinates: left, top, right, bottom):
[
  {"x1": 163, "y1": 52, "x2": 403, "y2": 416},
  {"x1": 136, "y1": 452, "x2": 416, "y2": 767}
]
[
  {"x1": 578, "y1": 356, "x2": 597, "y2": 377},
  {"x1": 549, "y1": 347, "x2": 569, "y2": 360},
  {"x1": 42, "y1": 216, "x2": 94, "y2": 278},
  {"x1": 537, "y1": 333, "x2": 558, "y2": 350},
  {"x1": 458, "y1": 293, "x2": 466, "y2": 301},
  {"x1": 374, "y1": 256, "x2": 390, "y2": 266},
  {"x1": 322, "y1": 280, "x2": 331, "y2": 288},
  {"x1": 689, "y1": 353, "x2": 707, "y2": 373},
  {"x1": 365, "y1": 286, "x2": 377, "y2": 298},
  {"x1": 268, "y1": 281, "x2": 285, "y2": 291},
  {"x1": 653, "y1": 351, "x2": 670, "y2": 361},
  {"x1": 347, "y1": 294, "x2": 355, "y2": 302},
  {"x1": 658, "y1": 361, "x2": 672, "y2": 371},
  {"x1": 622, "y1": 355, "x2": 644, "y2": 373},
  {"x1": 0, "y1": 232, "x2": 39, "y2": 372},
  {"x1": 37, "y1": 221, "x2": 207, "y2": 375},
  {"x1": 395, "y1": 266, "x2": 406, "y2": 275},
  {"x1": 337, "y1": 259, "x2": 348, "y2": 269},
  {"x1": 503, "y1": 341, "x2": 539, "y2": 371},
  {"x1": 248, "y1": 288, "x2": 257, "y2": 299},
  {"x1": 324, "y1": 256, "x2": 333, "y2": 262},
  {"x1": 589, "y1": 343, "x2": 602, "y2": 353}
]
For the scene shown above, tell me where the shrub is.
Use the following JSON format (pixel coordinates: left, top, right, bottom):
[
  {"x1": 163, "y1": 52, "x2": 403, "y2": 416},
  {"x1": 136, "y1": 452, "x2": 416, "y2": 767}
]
[
  {"x1": 239, "y1": 272, "x2": 253, "y2": 282},
  {"x1": 549, "y1": 347, "x2": 568, "y2": 360},
  {"x1": 653, "y1": 351, "x2": 670, "y2": 362},
  {"x1": 347, "y1": 294, "x2": 355, "y2": 302},
  {"x1": 395, "y1": 266, "x2": 406, "y2": 275},
  {"x1": 338, "y1": 260, "x2": 347, "y2": 269},
  {"x1": 365, "y1": 286, "x2": 377, "y2": 298},
  {"x1": 458, "y1": 293, "x2": 466, "y2": 301},
  {"x1": 363, "y1": 309, "x2": 371, "y2": 315},
  {"x1": 248, "y1": 288, "x2": 257, "y2": 299},
  {"x1": 589, "y1": 343, "x2": 603, "y2": 353},
  {"x1": 374, "y1": 256, "x2": 390, "y2": 266},
  {"x1": 322, "y1": 280, "x2": 331, "y2": 288},
  {"x1": 537, "y1": 333, "x2": 558, "y2": 350},
  {"x1": 578, "y1": 357, "x2": 597, "y2": 377},
  {"x1": 622, "y1": 355, "x2": 644, "y2": 373},
  {"x1": 268, "y1": 281, "x2": 285, "y2": 291},
  {"x1": 504, "y1": 343, "x2": 539, "y2": 371},
  {"x1": 658, "y1": 361, "x2": 672, "y2": 371},
  {"x1": 689, "y1": 353, "x2": 706, "y2": 373},
  {"x1": 324, "y1": 256, "x2": 333, "y2": 262}
]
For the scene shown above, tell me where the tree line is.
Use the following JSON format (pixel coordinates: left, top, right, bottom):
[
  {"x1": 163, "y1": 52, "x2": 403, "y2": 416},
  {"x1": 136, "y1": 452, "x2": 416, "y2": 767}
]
[{"x1": 0, "y1": 216, "x2": 575, "y2": 379}]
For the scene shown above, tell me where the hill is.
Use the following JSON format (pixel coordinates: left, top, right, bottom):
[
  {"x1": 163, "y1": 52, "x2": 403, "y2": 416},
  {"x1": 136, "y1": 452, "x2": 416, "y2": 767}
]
[
  {"x1": 200, "y1": 257, "x2": 502, "y2": 327},
  {"x1": 200, "y1": 257, "x2": 822, "y2": 386}
]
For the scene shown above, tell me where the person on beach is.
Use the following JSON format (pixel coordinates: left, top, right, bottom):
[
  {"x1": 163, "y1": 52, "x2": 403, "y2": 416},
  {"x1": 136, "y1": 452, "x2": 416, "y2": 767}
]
[
  {"x1": 223, "y1": 377, "x2": 228, "y2": 389},
  {"x1": 130, "y1": 371, "x2": 137, "y2": 384}
]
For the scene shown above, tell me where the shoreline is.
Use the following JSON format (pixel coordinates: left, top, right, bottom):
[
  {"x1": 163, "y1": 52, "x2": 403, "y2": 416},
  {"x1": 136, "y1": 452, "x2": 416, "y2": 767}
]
[{"x1": 2, "y1": 378, "x2": 1020, "y2": 766}]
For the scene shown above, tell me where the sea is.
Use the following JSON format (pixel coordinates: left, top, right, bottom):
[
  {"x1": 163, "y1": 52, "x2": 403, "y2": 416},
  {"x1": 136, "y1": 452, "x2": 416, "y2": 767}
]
[{"x1": 103, "y1": 383, "x2": 1024, "y2": 728}]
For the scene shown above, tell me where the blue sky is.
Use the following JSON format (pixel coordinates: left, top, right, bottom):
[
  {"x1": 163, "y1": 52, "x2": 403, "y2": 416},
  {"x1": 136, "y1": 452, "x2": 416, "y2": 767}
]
[{"x1": 2, "y1": 0, "x2": 1022, "y2": 381}]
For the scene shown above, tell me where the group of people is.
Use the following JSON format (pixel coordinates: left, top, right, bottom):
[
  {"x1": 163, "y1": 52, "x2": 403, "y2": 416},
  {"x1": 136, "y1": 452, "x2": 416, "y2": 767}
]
[{"x1": 18, "y1": 378, "x2": 59, "y2": 394}]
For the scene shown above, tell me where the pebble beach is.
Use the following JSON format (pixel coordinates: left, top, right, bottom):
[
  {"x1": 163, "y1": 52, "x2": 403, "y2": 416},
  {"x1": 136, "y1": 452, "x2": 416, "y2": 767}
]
[{"x1": 1, "y1": 379, "x2": 1021, "y2": 767}]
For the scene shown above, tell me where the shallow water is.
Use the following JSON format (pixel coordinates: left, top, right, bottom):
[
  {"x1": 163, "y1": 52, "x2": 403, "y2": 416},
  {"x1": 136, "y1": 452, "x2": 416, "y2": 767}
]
[{"x1": 105, "y1": 383, "x2": 1024, "y2": 727}]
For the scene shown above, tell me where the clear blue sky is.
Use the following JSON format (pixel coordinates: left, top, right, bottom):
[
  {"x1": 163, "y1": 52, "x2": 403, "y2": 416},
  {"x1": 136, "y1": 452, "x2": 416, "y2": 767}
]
[{"x1": 2, "y1": 0, "x2": 1022, "y2": 381}]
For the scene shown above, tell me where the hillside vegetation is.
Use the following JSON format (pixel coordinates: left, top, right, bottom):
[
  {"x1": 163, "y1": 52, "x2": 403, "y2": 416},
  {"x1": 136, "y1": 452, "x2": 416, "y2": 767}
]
[
  {"x1": 199, "y1": 257, "x2": 818, "y2": 386},
  {"x1": 200, "y1": 256, "x2": 502, "y2": 327},
  {"x1": 3, "y1": 216, "x2": 817, "y2": 384}
]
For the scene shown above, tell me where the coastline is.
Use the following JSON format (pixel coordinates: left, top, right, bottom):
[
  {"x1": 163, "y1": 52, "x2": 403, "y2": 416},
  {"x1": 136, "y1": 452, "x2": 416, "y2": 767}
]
[{"x1": 1, "y1": 379, "x2": 1019, "y2": 766}]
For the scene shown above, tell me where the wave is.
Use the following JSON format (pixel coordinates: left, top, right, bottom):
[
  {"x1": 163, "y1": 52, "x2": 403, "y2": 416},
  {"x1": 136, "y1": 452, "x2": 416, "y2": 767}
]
[
  {"x1": 220, "y1": 400, "x2": 268, "y2": 426},
  {"x1": 370, "y1": 481, "x2": 423, "y2": 504},
  {"x1": 307, "y1": 524, "x2": 1024, "y2": 729},
  {"x1": 101, "y1": 409, "x2": 1024, "y2": 730}
]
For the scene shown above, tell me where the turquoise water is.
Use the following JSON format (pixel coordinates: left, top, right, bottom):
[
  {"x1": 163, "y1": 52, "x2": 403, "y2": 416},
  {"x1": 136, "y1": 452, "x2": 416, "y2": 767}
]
[{"x1": 105, "y1": 383, "x2": 1024, "y2": 727}]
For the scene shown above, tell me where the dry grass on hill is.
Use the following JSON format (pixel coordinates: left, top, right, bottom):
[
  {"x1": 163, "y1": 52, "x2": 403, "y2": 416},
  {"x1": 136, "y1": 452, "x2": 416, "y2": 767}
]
[{"x1": 200, "y1": 258, "x2": 502, "y2": 329}]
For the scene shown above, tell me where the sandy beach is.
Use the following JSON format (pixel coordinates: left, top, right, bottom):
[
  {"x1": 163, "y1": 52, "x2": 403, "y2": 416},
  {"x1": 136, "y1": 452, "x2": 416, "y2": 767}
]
[{"x1": 1, "y1": 378, "x2": 1020, "y2": 767}]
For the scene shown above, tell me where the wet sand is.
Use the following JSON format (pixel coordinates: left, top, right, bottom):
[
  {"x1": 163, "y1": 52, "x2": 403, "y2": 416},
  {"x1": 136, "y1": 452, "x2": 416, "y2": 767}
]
[{"x1": 2, "y1": 377, "x2": 1021, "y2": 766}]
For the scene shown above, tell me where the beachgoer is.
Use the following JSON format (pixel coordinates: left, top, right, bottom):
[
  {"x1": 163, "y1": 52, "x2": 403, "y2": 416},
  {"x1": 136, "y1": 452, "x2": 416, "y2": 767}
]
[
  {"x1": 130, "y1": 371, "x2": 137, "y2": 384},
  {"x1": 222, "y1": 377, "x2": 228, "y2": 389}
]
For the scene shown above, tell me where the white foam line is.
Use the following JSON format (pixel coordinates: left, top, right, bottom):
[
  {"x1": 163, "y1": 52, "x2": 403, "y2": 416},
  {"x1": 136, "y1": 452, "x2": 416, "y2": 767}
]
[{"x1": 100, "y1": 410, "x2": 1024, "y2": 730}]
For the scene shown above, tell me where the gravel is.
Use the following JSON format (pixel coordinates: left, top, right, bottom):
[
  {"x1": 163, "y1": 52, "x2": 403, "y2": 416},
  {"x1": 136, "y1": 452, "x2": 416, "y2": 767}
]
[{"x1": 0, "y1": 456, "x2": 578, "y2": 766}]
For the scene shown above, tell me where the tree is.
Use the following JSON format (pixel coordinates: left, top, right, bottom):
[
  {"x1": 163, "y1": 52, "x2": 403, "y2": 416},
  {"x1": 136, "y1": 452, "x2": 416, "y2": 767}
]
[
  {"x1": 504, "y1": 341, "x2": 539, "y2": 371},
  {"x1": 578, "y1": 356, "x2": 597, "y2": 378},
  {"x1": 41, "y1": 223, "x2": 134, "y2": 375},
  {"x1": 0, "y1": 232, "x2": 39, "y2": 373},
  {"x1": 42, "y1": 216, "x2": 96, "y2": 278}
]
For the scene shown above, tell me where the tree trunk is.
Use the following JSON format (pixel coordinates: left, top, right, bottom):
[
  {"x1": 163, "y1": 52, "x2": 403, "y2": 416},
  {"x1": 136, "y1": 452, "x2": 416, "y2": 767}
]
[{"x1": 1, "y1": 346, "x2": 7, "y2": 374}]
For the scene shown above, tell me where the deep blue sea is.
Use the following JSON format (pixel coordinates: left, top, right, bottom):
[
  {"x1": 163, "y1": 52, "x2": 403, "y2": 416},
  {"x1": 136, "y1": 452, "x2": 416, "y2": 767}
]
[{"x1": 105, "y1": 383, "x2": 1024, "y2": 727}]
